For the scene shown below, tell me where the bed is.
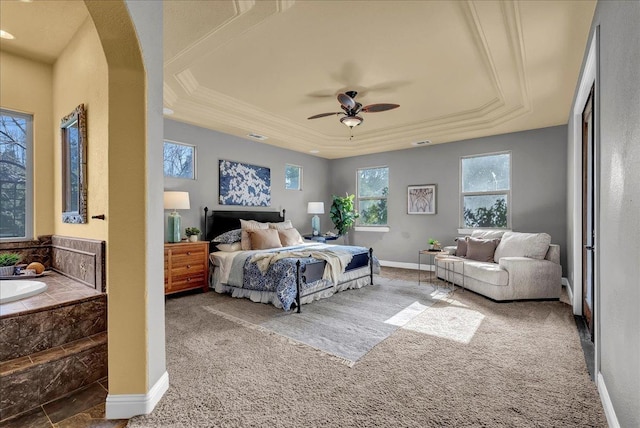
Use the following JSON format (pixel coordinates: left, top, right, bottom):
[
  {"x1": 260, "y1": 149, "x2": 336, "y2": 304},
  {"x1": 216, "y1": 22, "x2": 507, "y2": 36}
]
[{"x1": 203, "y1": 208, "x2": 379, "y2": 312}]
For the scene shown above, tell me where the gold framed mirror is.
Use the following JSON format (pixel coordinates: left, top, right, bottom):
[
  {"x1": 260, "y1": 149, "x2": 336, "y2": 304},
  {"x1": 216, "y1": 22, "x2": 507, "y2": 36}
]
[{"x1": 61, "y1": 104, "x2": 87, "y2": 224}]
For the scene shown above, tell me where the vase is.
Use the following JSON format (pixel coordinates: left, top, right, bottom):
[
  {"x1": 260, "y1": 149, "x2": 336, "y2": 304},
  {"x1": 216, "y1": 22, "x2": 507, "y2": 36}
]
[
  {"x1": 0, "y1": 265, "x2": 15, "y2": 277},
  {"x1": 342, "y1": 232, "x2": 351, "y2": 246},
  {"x1": 188, "y1": 235, "x2": 198, "y2": 242}
]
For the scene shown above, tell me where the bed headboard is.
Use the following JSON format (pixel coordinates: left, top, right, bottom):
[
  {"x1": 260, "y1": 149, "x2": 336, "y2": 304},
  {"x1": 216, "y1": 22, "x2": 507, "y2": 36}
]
[{"x1": 203, "y1": 207, "x2": 286, "y2": 243}]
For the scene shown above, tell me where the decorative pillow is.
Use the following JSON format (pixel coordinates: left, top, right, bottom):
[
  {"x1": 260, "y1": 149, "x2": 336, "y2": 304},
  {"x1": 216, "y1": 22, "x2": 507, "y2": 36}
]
[
  {"x1": 216, "y1": 242, "x2": 241, "y2": 252},
  {"x1": 240, "y1": 219, "x2": 269, "y2": 250},
  {"x1": 471, "y1": 230, "x2": 506, "y2": 240},
  {"x1": 465, "y1": 236, "x2": 500, "y2": 262},
  {"x1": 455, "y1": 237, "x2": 468, "y2": 257},
  {"x1": 248, "y1": 228, "x2": 282, "y2": 250},
  {"x1": 278, "y1": 228, "x2": 305, "y2": 247},
  {"x1": 268, "y1": 220, "x2": 293, "y2": 230},
  {"x1": 493, "y1": 231, "x2": 551, "y2": 261},
  {"x1": 212, "y1": 228, "x2": 242, "y2": 244}
]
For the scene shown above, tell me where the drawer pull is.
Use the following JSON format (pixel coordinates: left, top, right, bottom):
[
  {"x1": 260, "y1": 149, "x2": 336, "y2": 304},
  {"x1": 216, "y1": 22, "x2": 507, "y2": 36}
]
[
  {"x1": 187, "y1": 265, "x2": 191, "y2": 269},
  {"x1": 187, "y1": 252, "x2": 191, "y2": 255},
  {"x1": 187, "y1": 277, "x2": 191, "y2": 282}
]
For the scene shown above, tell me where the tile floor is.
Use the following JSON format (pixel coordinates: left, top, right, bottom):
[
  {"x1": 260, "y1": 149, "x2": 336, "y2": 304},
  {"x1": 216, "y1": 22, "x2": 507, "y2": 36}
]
[{"x1": 0, "y1": 379, "x2": 128, "y2": 428}]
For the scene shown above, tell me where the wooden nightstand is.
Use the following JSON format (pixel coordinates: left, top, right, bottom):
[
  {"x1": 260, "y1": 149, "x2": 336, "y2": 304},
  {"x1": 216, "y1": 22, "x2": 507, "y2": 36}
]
[{"x1": 164, "y1": 241, "x2": 209, "y2": 295}]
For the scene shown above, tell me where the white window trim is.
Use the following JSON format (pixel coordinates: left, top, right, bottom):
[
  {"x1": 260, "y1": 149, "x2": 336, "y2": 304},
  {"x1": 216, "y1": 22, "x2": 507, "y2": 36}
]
[
  {"x1": 284, "y1": 163, "x2": 303, "y2": 191},
  {"x1": 163, "y1": 139, "x2": 196, "y2": 180},
  {"x1": 355, "y1": 226, "x2": 390, "y2": 232},
  {"x1": 0, "y1": 109, "x2": 33, "y2": 242},
  {"x1": 356, "y1": 165, "x2": 389, "y2": 227},
  {"x1": 459, "y1": 151, "x2": 512, "y2": 229}
]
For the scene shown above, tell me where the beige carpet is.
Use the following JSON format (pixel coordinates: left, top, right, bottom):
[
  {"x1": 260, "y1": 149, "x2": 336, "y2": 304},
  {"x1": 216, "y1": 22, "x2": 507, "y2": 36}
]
[{"x1": 128, "y1": 267, "x2": 607, "y2": 427}]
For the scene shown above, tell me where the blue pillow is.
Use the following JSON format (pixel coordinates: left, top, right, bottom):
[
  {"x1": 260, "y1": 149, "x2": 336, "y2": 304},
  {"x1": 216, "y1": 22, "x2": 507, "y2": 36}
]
[{"x1": 212, "y1": 229, "x2": 242, "y2": 244}]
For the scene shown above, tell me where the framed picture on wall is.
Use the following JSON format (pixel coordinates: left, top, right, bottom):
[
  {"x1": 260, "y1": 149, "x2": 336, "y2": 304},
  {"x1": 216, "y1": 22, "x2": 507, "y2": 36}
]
[
  {"x1": 219, "y1": 159, "x2": 271, "y2": 206},
  {"x1": 407, "y1": 184, "x2": 436, "y2": 214}
]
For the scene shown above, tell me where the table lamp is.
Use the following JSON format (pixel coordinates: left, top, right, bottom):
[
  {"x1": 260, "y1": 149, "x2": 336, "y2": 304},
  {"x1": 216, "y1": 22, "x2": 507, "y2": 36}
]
[
  {"x1": 164, "y1": 191, "x2": 190, "y2": 243},
  {"x1": 307, "y1": 202, "x2": 325, "y2": 236}
]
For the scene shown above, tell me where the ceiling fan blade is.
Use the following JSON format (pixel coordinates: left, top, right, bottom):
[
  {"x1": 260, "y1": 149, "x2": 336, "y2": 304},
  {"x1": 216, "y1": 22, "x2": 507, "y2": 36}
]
[
  {"x1": 307, "y1": 112, "x2": 341, "y2": 120},
  {"x1": 361, "y1": 103, "x2": 400, "y2": 113},
  {"x1": 337, "y1": 93, "x2": 356, "y2": 110}
]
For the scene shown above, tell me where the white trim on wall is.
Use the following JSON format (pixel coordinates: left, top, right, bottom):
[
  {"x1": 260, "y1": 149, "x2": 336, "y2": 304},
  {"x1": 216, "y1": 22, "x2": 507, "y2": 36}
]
[
  {"x1": 106, "y1": 371, "x2": 169, "y2": 419},
  {"x1": 597, "y1": 372, "x2": 621, "y2": 428}
]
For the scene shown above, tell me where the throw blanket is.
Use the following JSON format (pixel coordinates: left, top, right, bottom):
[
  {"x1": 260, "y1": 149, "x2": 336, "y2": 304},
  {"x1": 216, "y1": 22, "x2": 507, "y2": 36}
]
[{"x1": 250, "y1": 248, "x2": 353, "y2": 285}]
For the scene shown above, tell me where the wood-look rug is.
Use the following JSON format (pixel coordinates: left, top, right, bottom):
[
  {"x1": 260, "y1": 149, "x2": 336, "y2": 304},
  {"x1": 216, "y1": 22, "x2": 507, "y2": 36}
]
[{"x1": 128, "y1": 268, "x2": 607, "y2": 427}]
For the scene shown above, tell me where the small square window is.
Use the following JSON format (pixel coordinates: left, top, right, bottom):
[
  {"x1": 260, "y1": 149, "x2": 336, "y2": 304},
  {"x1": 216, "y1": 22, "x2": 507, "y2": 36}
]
[
  {"x1": 163, "y1": 141, "x2": 195, "y2": 179},
  {"x1": 285, "y1": 164, "x2": 302, "y2": 190}
]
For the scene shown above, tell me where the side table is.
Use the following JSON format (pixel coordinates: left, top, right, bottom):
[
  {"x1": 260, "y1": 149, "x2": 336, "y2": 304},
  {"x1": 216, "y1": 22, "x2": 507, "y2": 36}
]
[
  {"x1": 303, "y1": 234, "x2": 339, "y2": 243},
  {"x1": 434, "y1": 255, "x2": 465, "y2": 293},
  {"x1": 418, "y1": 249, "x2": 449, "y2": 286}
]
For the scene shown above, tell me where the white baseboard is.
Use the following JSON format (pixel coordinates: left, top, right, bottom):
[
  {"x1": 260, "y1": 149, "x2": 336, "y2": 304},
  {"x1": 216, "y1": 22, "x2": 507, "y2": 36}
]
[
  {"x1": 597, "y1": 372, "x2": 620, "y2": 428},
  {"x1": 106, "y1": 371, "x2": 169, "y2": 419},
  {"x1": 379, "y1": 260, "x2": 433, "y2": 271}
]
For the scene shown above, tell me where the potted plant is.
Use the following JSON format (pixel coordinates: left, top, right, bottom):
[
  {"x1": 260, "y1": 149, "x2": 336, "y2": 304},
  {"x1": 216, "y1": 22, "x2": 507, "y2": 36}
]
[
  {"x1": 329, "y1": 194, "x2": 359, "y2": 244},
  {"x1": 428, "y1": 238, "x2": 441, "y2": 251},
  {"x1": 0, "y1": 253, "x2": 21, "y2": 277},
  {"x1": 185, "y1": 227, "x2": 201, "y2": 242}
]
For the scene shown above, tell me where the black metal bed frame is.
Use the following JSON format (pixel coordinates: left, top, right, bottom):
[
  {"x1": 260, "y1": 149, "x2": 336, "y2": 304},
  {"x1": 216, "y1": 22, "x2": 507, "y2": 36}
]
[{"x1": 204, "y1": 207, "x2": 375, "y2": 313}]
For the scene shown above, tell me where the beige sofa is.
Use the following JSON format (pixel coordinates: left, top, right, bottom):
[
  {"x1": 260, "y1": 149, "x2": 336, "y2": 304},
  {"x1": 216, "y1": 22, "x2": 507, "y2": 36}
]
[{"x1": 436, "y1": 230, "x2": 562, "y2": 301}]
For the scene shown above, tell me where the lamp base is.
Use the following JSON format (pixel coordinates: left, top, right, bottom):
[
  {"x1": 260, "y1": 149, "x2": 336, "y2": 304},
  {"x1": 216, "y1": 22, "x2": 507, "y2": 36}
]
[
  {"x1": 167, "y1": 211, "x2": 182, "y2": 243},
  {"x1": 311, "y1": 215, "x2": 320, "y2": 236}
]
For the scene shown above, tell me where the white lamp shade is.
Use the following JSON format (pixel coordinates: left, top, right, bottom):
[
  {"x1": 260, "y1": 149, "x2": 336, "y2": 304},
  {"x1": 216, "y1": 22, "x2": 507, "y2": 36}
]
[
  {"x1": 164, "y1": 191, "x2": 190, "y2": 210},
  {"x1": 307, "y1": 202, "x2": 325, "y2": 214}
]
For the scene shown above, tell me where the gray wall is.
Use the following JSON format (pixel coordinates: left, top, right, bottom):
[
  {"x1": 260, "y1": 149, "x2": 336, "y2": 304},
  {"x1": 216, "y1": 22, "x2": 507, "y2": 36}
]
[
  {"x1": 163, "y1": 119, "x2": 331, "y2": 238},
  {"x1": 329, "y1": 126, "x2": 568, "y2": 271},
  {"x1": 567, "y1": 1, "x2": 640, "y2": 426}
]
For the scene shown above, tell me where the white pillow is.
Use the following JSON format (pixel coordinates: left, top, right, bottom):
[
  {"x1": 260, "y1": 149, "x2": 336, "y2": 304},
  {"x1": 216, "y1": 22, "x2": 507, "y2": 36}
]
[
  {"x1": 216, "y1": 242, "x2": 241, "y2": 252},
  {"x1": 493, "y1": 231, "x2": 551, "y2": 261},
  {"x1": 471, "y1": 230, "x2": 506, "y2": 240}
]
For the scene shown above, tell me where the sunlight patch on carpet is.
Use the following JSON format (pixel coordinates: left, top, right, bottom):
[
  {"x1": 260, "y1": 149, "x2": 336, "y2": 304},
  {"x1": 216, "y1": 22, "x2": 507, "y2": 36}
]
[
  {"x1": 402, "y1": 304, "x2": 484, "y2": 344},
  {"x1": 384, "y1": 301, "x2": 429, "y2": 326}
]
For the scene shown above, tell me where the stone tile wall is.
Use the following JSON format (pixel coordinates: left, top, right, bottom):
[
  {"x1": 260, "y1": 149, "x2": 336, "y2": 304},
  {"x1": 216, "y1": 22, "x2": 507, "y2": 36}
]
[
  {"x1": 0, "y1": 236, "x2": 52, "y2": 269},
  {"x1": 51, "y1": 236, "x2": 106, "y2": 292}
]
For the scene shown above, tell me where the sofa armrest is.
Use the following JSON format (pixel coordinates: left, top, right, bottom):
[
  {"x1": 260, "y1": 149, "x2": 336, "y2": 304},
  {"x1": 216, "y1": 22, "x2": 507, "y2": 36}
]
[
  {"x1": 545, "y1": 244, "x2": 560, "y2": 264},
  {"x1": 498, "y1": 257, "x2": 562, "y2": 299},
  {"x1": 443, "y1": 245, "x2": 457, "y2": 255}
]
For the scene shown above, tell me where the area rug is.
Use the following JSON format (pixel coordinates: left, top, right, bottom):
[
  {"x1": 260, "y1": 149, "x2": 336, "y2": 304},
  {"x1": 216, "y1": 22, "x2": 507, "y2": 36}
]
[
  {"x1": 201, "y1": 276, "x2": 446, "y2": 365},
  {"x1": 128, "y1": 269, "x2": 607, "y2": 427}
]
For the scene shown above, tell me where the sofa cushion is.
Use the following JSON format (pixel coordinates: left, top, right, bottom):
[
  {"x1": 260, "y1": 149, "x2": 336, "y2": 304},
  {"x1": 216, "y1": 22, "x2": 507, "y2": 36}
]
[
  {"x1": 494, "y1": 231, "x2": 551, "y2": 261},
  {"x1": 455, "y1": 238, "x2": 467, "y2": 257},
  {"x1": 471, "y1": 230, "x2": 506, "y2": 240},
  {"x1": 463, "y1": 260, "x2": 509, "y2": 286},
  {"x1": 465, "y1": 237, "x2": 500, "y2": 262}
]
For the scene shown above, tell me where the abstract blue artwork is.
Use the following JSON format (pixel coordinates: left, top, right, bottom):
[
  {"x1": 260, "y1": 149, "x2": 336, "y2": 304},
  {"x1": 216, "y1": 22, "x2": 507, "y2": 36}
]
[{"x1": 219, "y1": 160, "x2": 271, "y2": 206}]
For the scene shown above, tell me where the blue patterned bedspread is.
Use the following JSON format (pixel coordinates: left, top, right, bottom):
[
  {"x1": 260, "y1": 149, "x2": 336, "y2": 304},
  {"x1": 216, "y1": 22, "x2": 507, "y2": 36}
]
[{"x1": 227, "y1": 244, "x2": 373, "y2": 311}]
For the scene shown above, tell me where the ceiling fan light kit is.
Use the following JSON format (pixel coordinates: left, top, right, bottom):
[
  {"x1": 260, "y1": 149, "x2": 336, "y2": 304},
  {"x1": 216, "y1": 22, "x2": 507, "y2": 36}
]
[
  {"x1": 308, "y1": 90, "x2": 399, "y2": 131},
  {"x1": 340, "y1": 115, "x2": 363, "y2": 128}
]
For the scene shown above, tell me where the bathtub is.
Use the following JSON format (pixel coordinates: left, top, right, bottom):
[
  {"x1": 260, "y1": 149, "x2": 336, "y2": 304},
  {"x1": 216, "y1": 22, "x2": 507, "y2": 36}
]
[{"x1": 0, "y1": 280, "x2": 48, "y2": 304}]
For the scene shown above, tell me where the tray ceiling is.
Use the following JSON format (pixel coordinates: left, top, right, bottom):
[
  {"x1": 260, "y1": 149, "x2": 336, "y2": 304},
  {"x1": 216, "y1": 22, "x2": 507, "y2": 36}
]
[{"x1": 164, "y1": 0, "x2": 596, "y2": 158}]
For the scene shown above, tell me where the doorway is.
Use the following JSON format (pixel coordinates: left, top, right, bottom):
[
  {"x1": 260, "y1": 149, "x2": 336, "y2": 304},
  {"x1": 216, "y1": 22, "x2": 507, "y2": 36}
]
[{"x1": 581, "y1": 85, "x2": 595, "y2": 340}]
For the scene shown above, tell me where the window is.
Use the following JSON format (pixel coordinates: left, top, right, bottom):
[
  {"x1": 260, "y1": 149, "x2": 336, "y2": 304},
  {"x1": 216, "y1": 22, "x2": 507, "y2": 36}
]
[
  {"x1": 163, "y1": 141, "x2": 195, "y2": 179},
  {"x1": 357, "y1": 166, "x2": 388, "y2": 226},
  {"x1": 460, "y1": 152, "x2": 510, "y2": 228},
  {"x1": 0, "y1": 109, "x2": 33, "y2": 240},
  {"x1": 285, "y1": 164, "x2": 302, "y2": 190}
]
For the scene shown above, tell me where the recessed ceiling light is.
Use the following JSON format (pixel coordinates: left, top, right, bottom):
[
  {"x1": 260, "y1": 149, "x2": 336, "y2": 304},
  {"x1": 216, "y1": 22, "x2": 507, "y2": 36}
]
[
  {"x1": 411, "y1": 140, "x2": 432, "y2": 146},
  {"x1": 309, "y1": 150, "x2": 320, "y2": 154},
  {"x1": 247, "y1": 133, "x2": 268, "y2": 141},
  {"x1": 0, "y1": 30, "x2": 15, "y2": 40},
  {"x1": 163, "y1": 107, "x2": 174, "y2": 115}
]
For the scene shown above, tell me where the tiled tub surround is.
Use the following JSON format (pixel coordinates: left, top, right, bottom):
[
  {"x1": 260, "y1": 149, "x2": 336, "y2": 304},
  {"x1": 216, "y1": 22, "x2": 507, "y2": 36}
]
[
  {"x1": 0, "y1": 235, "x2": 106, "y2": 292},
  {"x1": 0, "y1": 236, "x2": 52, "y2": 270},
  {"x1": 0, "y1": 272, "x2": 107, "y2": 421}
]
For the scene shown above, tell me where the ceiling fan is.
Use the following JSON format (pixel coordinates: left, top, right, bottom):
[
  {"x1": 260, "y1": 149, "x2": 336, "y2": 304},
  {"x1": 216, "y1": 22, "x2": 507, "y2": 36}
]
[{"x1": 307, "y1": 91, "x2": 399, "y2": 129}]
